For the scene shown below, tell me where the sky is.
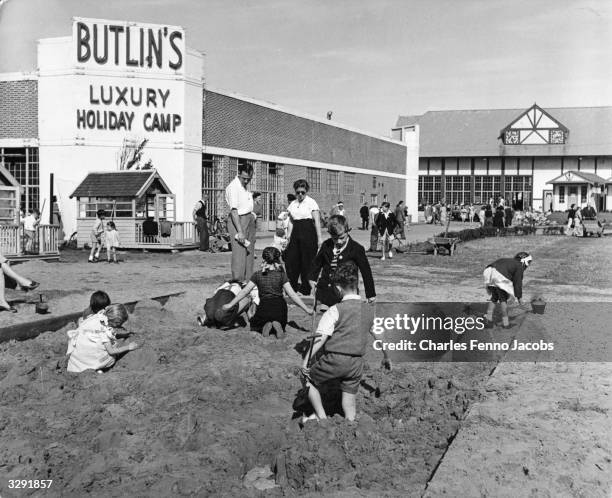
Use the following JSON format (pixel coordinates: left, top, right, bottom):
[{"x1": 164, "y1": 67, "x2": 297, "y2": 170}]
[{"x1": 0, "y1": 0, "x2": 611, "y2": 136}]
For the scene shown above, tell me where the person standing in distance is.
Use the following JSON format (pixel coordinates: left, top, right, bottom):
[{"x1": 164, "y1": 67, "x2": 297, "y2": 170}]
[
  {"x1": 225, "y1": 163, "x2": 256, "y2": 282},
  {"x1": 359, "y1": 202, "x2": 369, "y2": 230},
  {"x1": 193, "y1": 197, "x2": 209, "y2": 251}
]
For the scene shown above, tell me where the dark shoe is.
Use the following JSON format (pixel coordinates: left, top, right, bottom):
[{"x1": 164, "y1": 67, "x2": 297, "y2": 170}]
[
  {"x1": 21, "y1": 281, "x2": 40, "y2": 292},
  {"x1": 271, "y1": 321, "x2": 284, "y2": 339},
  {"x1": 0, "y1": 305, "x2": 17, "y2": 313},
  {"x1": 501, "y1": 323, "x2": 514, "y2": 330},
  {"x1": 482, "y1": 318, "x2": 494, "y2": 329},
  {"x1": 262, "y1": 322, "x2": 272, "y2": 337}
]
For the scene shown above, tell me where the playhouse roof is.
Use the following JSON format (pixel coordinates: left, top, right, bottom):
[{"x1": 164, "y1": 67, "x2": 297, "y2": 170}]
[
  {"x1": 0, "y1": 164, "x2": 20, "y2": 187},
  {"x1": 70, "y1": 170, "x2": 171, "y2": 198}
]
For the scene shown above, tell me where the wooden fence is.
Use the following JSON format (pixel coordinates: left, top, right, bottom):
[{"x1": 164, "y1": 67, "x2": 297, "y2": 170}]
[
  {"x1": 133, "y1": 221, "x2": 197, "y2": 248},
  {"x1": 0, "y1": 224, "x2": 61, "y2": 257}
]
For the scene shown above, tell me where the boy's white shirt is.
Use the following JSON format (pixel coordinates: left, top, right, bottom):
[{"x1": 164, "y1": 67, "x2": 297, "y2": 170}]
[{"x1": 316, "y1": 294, "x2": 361, "y2": 337}]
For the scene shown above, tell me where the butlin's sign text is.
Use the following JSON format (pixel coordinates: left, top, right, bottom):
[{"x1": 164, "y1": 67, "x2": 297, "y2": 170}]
[
  {"x1": 72, "y1": 19, "x2": 184, "y2": 135},
  {"x1": 74, "y1": 18, "x2": 184, "y2": 71}
]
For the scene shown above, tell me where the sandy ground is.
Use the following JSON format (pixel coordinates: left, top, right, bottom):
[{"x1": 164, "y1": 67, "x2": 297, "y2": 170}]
[{"x1": 1, "y1": 226, "x2": 611, "y2": 496}]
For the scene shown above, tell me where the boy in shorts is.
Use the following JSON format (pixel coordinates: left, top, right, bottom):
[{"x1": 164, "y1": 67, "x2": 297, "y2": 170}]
[
  {"x1": 483, "y1": 251, "x2": 532, "y2": 328},
  {"x1": 89, "y1": 209, "x2": 106, "y2": 263},
  {"x1": 301, "y1": 262, "x2": 390, "y2": 422}
]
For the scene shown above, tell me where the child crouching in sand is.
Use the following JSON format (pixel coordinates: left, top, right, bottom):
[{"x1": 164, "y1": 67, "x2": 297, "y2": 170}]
[
  {"x1": 67, "y1": 303, "x2": 139, "y2": 373},
  {"x1": 222, "y1": 246, "x2": 313, "y2": 338},
  {"x1": 483, "y1": 251, "x2": 532, "y2": 328},
  {"x1": 301, "y1": 262, "x2": 391, "y2": 422}
]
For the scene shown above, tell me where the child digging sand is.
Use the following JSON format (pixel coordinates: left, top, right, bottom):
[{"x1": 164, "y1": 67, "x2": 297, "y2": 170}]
[
  {"x1": 301, "y1": 262, "x2": 391, "y2": 422},
  {"x1": 483, "y1": 251, "x2": 532, "y2": 328},
  {"x1": 222, "y1": 246, "x2": 313, "y2": 338},
  {"x1": 67, "y1": 303, "x2": 139, "y2": 373}
]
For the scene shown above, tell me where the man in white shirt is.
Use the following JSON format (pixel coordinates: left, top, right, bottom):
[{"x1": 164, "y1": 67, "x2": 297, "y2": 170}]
[{"x1": 225, "y1": 163, "x2": 256, "y2": 282}]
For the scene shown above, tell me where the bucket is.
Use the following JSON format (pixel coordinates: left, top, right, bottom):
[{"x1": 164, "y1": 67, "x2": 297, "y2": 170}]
[{"x1": 531, "y1": 301, "x2": 546, "y2": 314}]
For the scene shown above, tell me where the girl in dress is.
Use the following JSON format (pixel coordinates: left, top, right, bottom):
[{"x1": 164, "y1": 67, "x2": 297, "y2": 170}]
[
  {"x1": 222, "y1": 247, "x2": 313, "y2": 338},
  {"x1": 67, "y1": 304, "x2": 139, "y2": 373},
  {"x1": 105, "y1": 221, "x2": 121, "y2": 263}
]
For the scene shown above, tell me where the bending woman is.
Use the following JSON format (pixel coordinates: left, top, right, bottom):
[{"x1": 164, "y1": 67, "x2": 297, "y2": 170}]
[
  {"x1": 1, "y1": 252, "x2": 39, "y2": 312},
  {"x1": 285, "y1": 179, "x2": 322, "y2": 295}
]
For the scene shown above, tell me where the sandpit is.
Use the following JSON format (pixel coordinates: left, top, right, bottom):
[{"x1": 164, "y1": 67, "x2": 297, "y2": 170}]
[
  {"x1": 1, "y1": 234, "x2": 611, "y2": 496},
  {"x1": 0, "y1": 293, "x2": 495, "y2": 496}
]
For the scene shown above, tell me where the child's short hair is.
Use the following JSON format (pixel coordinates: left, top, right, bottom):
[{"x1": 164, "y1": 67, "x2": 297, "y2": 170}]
[
  {"x1": 108, "y1": 221, "x2": 116, "y2": 230},
  {"x1": 332, "y1": 261, "x2": 359, "y2": 290},
  {"x1": 381, "y1": 202, "x2": 391, "y2": 208},
  {"x1": 327, "y1": 215, "x2": 348, "y2": 237},
  {"x1": 514, "y1": 251, "x2": 533, "y2": 267},
  {"x1": 104, "y1": 303, "x2": 129, "y2": 325},
  {"x1": 96, "y1": 209, "x2": 106, "y2": 218},
  {"x1": 262, "y1": 246, "x2": 281, "y2": 265},
  {"x1": 253, "y1": 191, "x2": 262, "y2": 200},
  {"x1": 90, "y1": 290, "x2": 111, "y2": 314}
]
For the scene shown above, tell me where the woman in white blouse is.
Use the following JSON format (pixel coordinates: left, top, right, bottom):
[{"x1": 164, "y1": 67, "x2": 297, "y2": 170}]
[{"x1": 285, "y1": 179, "x2": 322, "y2": 295}]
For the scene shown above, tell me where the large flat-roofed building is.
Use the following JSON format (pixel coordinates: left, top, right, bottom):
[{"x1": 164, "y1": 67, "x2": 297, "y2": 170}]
[
  {"x1": 393, "y1": 104, "x2": 612, "y2": 212},
  {"x1": 0, "y1": 17, "x2": 413, "y2": 239}
]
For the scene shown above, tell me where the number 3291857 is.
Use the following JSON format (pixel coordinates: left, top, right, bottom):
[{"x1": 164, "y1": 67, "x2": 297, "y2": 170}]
[{"x1": 8, "y1": 480, "x2": 53, "y2": 488}]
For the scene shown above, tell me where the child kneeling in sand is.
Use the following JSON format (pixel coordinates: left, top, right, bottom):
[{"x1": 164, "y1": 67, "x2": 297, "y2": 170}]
[
  {"x1": 67, "y1": 303, "x2": 139, "y2": 373},
  {"x1": 223, "y1": 246, "x2": 313, "y2": 338},
  {"x1": 301, "y1": 262, "x2": 390, "y2": 422}
]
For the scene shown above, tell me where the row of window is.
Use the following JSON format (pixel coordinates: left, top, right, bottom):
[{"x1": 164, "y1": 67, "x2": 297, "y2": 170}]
[
  {"x1": 0, "y1": 147, "x2": 40, "y2": 213},
  {"x1": 418, "y1": 175, "x2": 533, "y2": 206},
  {"x1": 306, "y1": 167, "x2": 355, "y2": 195},
  {"x1": 202, "y1": 154, "x2": 359, "y2": 196}
]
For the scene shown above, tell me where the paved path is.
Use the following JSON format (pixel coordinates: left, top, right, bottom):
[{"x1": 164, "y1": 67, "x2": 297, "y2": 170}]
[{"x1": 255, "y1": 220, "x2": 475, "y2": 250}]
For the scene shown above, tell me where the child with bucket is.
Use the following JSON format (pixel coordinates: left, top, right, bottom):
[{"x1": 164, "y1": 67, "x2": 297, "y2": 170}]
[{"x1": 483, "y1": 251, "x2": 533, "y2": 328}]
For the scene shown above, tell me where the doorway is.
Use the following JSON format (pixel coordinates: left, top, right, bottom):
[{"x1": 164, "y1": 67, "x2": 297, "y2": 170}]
[
  {"x1": 568, "y1": 186, "x2": 578, "y2": 207},
  {"x1": 542, "y1": 190, "x2": 553, "y2": 212}
]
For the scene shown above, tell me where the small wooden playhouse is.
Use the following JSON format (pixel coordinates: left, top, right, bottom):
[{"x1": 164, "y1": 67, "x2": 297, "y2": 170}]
[{"x1": 71, "y1": 170, "x2": 197, "y2": 250}]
